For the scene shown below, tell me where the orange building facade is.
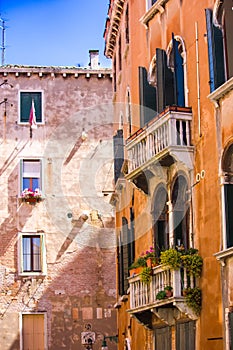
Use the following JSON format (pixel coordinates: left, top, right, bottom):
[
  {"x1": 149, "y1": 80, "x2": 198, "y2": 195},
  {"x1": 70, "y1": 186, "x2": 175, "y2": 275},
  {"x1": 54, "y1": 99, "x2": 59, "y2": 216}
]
[{"x1": 105, "y1": 1, "x2": 233, "y2": 350}]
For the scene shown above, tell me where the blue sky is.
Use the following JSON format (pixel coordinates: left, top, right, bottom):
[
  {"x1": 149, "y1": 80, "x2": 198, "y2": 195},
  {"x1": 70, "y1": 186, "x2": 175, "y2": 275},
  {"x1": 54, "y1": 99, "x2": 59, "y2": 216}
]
[{"x1": 0, "y1": 0, "x2": 112, "y2": 68}]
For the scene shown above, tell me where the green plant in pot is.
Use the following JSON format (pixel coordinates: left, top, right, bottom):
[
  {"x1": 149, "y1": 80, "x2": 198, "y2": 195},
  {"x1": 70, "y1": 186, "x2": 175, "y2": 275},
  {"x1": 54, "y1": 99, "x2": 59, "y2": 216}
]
[
  {"x1": 181, "y1": 254, "x2": 203, "y2": 277},
  {"x1": 156, "y1": 290, "x2": 167, "y2": 300},
  {"x1": 183, "y1": 287, "x2": 202, "y2": 315},
  {"x1": 164, "y1": 285, "x2": 173, "y2": 297},
  {"x1": 140, "y1": 267, "x2": 152, "y2": 284},
  {"x1": 160, "y1": 248, "x2": 181, "y2": 270}
]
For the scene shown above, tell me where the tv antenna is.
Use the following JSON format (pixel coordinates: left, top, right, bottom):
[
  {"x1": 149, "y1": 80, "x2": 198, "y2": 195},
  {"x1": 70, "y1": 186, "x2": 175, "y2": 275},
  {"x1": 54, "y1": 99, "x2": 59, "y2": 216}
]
[{"x1": 0, "y1": 17, "x2": 6, "y2": 66}]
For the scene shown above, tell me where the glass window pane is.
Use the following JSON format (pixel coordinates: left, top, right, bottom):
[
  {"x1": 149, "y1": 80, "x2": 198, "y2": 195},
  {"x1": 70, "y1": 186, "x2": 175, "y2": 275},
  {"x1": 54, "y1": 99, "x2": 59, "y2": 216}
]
[{"x1": 23, "y1": 237, "x2": 31, "y2": 271}]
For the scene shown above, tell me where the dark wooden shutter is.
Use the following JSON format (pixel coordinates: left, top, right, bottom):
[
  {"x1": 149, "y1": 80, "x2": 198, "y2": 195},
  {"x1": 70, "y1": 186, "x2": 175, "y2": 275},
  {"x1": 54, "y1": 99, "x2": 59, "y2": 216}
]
[
  {"x1": 172, "y1": 33, "x2": 185, "y2": 107},
  {"x1": 113, "y1": 129, "x2": 124, "y2": 184},
  {"x1": 138, "y1": 66, "x2": 157, "y2": 127},
  {"x1": 205, "y1": 9, "x2": 225, "y2": 92},
  {"x1": 224, "y1": 184, "x2": 233, "y2": 248},
  {"x1": 229, "y1": 312, "x2": 233, "y2": 350},
  {"x1": 118, "y1": 237, "x2": 124, "y2": 296},
  {"x1": 155, "y1": 327, "x2": 171, "y2": 350},
  {"x1": 176, "y1": 321, "x2": 195, "y2": 350},
  {"x1": 156, "y1": 49, "x2": 174, "y2": 113},
  {"x1": 122, "y1": 218, "x2": 129, "y2": 294},
  {"x1": 128, "y1": 207, "x2": 135, "y2": 266},
  {"x1": 20, "y1": 92, "x2": 42, "y2": 123}
]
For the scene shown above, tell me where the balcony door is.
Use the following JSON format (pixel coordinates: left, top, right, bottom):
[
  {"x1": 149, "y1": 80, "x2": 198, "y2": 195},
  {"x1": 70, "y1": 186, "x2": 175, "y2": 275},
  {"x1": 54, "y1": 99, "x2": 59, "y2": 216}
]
[
  {"x1": 172, "y1": 175, "x2": 190, "y2": 249},
  {"x1": 153, "y1": 185, "x2": 168, "y2": 256}
]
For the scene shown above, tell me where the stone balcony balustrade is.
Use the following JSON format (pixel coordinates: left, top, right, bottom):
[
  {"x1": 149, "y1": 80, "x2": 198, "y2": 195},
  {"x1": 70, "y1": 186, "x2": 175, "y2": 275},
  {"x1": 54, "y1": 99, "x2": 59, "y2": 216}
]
[
  {"x1": 128, "y1": 264, "x2": 199, "y2": 325},
  {"x1": 125, "y1": 106, "x2": 194, "y2": 183}
]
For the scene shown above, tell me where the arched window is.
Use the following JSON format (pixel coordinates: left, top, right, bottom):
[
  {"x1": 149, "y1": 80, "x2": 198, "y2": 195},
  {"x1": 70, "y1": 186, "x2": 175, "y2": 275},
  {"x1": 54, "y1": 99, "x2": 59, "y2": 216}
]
[
  {"x1": 152, "y1": 185, "x2": 168, "y2": 256},
  {"x1": 222, "y1": 144, "x2": 233, "y2": 248},
  {"x1": 172, "y1": 175, "x2": 190, "y2": 249}
]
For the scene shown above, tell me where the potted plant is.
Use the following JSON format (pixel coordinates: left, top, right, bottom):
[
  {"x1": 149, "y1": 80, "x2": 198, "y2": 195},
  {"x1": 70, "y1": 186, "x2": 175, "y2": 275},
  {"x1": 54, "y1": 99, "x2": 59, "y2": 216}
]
[
  {"x1": 160, "y1": 248, "x2": 182, "y2": 270},
  {"x1": 164, "y1": 285, "x2": 173, "y2": 297},
  {"x1": 144, "y1": 247, "x2": 157, "y2": 267},
  {"x1": 180, "y1": 252, "x2": 203, "y2": 277},
  {"x1": 129, "y1": 256, "x2": 147, "y2": 277},
  {"x1": 140, "y1": 267, "x2": 152, "y2": 284},
  {"x1": 20, "y1": 188, "x2": 42, "y2": 203},
  {"x1": 156, "y1": 290, "x2": 167, "y2": 300},
  {"x1": 183, "y1": 287, "x2": 202, "y2": 315}
]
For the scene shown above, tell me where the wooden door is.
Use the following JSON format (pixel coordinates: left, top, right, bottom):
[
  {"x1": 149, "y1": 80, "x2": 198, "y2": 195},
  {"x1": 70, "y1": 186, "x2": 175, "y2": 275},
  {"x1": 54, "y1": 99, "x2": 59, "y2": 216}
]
[{"x1": 22, "y1": 314, "x2": 45, "y2": 350}]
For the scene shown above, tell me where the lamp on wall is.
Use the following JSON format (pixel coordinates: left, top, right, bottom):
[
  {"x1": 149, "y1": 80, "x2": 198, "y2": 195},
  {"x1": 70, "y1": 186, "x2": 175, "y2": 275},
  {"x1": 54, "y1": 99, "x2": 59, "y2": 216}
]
[{"x1": 101, "y1": 335, "x2": 118, "y2": 350}]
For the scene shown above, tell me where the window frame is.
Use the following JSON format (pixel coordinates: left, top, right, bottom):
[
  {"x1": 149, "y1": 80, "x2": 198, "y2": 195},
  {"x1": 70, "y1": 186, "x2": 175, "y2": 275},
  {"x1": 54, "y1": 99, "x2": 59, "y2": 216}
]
[
  {"x1": 19, "y1": 158, "x2": 44, "y2": 197},
  {"x1": 18, "y1": 90, "x2": 44, "y2": 125},
  {"x1": 18, "y1": 232, "x2": 47, "y2": 276}
]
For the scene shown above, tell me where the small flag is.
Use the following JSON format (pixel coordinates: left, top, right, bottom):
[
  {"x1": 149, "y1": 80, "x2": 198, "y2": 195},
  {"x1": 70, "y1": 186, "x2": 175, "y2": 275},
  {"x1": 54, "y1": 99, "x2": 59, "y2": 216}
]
[{"x1": 29, "y1": 100, "x2": 37, "y2": 130}]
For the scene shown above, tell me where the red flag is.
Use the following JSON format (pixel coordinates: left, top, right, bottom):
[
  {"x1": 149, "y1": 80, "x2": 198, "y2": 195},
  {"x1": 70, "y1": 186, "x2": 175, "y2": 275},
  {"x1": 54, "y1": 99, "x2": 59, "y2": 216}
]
[{"x1": 29, "y1": 100, "x2": 37, "y2": 129}]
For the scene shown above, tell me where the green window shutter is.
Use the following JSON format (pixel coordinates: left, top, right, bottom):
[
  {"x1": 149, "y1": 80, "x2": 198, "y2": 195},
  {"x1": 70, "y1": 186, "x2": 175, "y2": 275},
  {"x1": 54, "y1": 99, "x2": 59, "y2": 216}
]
[
  {"x1": 224, "y1": 184, "x2": 233, "y2": 248},
  {"x1": 20, "y1": 92, "x2": 42, "y2": 123},
  {"x1": 172, "y1": 33, "x2": 185, "y2": 107},
  {"x1": 205, "y1": 9, "x2": 225, "y2": 92},
  {"x1": 138, "y1": 66, "x2": 157, "y2": 127},
  {"x1": 156, "y1": 48, "x2": 175, "y2": 113}
]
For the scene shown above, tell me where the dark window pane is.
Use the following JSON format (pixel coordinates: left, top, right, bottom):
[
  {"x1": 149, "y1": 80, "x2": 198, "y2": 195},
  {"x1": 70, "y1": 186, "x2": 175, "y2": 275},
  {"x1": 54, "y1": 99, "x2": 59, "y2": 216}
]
[{"x1": 20, "y1": 92, "x2": 42, "y2": 123}]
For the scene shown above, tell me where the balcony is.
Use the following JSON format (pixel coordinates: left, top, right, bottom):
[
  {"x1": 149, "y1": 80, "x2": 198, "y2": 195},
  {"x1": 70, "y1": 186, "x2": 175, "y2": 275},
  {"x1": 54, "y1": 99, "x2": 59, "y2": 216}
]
[
  {"x1": 128, "y1": 265, "x2": 199, "y2": 327},
  {"x1": 125, "y1": 106, "x2": 193, "y2": 191}
]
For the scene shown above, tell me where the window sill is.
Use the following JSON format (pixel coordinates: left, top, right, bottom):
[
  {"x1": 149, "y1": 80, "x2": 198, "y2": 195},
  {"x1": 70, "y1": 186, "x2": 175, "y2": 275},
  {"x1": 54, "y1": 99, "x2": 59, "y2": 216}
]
[
  {"x1": 208, "y1": 77, "x2": 233, "y2": 107},
  {"x1": 141, "y1": 0, "x2": 168, "y2": 27},
  {"x1": 214, "y1": 246, "x2": 233, "y2": 266},
  {"x1": 19, "y1": 272, "x2": 46, "y2": 277},
  {"x1": 17, "y1": 122, "x2": 45, "y2": 126}
]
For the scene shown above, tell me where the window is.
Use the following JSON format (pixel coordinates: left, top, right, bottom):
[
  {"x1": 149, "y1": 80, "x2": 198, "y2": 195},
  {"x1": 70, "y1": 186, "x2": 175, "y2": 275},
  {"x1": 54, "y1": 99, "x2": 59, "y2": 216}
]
[
  {"x1": 22, "y1": 313, "x2": 46, "y2": 349},
  {"x1": 125, "y1": 4, "x2": 129, "y2": 44},
  {"x1": 23, "y1": 235, "x2": 41, "y2": 272},
  {"x1": 19, "y1": 233, "x2": 46, "y2": 275},
  {"x1": 222, "y1": 144, "x2": 233, "y2": 248},
  {"x1": 19, "y1": 91, "x2": 43, "y2": 123},
  {"x1": 20, "y1": 159, "x2": 42, "y2": 194},
  {"x1": 205, "y1": 2, "x2": 233, "y2": 92},
  {"x1": 146, "y1": 0, "x2": 157, "y2": 11},
  {"x1": 118, "y1": 217, "x2": 135, "y2": 296},
  {"x1": 153, "y1": 185, "x2": 169, "y2": 257},
  {"x1": 138, "y1": 66, "x2": 157, "y2": 127},
  {"x1": 172, "y1": 175, "x2": 190, "y2": 249},
  {"x1": 113, "y1": 130, "x2": 124, "y2": 184}
]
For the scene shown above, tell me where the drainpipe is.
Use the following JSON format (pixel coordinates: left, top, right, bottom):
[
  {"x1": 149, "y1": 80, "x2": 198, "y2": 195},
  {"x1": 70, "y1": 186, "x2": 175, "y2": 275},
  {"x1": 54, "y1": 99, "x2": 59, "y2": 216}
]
[{"x1": 195, "y1": 22, "x2": 202, "y2": 137}]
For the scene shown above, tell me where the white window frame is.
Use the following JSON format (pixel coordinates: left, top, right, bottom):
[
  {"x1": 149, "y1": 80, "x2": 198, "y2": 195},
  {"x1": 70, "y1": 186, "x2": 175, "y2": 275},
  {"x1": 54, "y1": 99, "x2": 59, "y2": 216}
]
[
  {"x1": 20, "y1": 312, "x2": 48, "y2": 350},
  {"x1": 18, "y1": 90, "x2": 45, "y2": 125},
  {"x1": 19, "y1": 158, "x2": 44, "y2": 198},
  {"x1": 18, "y1": 232, "x2": 47, "y2": 276}
]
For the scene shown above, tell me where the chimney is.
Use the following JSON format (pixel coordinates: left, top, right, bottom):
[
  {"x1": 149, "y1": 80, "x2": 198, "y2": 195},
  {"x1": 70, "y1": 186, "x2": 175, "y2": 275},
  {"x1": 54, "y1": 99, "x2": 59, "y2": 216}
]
[{"x1": 89, "y1": 50, "x2": 99, "y2": 69}]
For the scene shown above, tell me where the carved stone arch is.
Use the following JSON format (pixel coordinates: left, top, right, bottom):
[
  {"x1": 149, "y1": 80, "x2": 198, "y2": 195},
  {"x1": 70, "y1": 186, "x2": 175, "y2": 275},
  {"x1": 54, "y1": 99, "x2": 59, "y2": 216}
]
[
  {"x1": 213, "y1": 0, "x2": 224, "y2": 28},
  {"x1": 222, "y1": 142, "x2": 233, "y2": 175},
  {"x1": 167, "y1": 35, "x2": 187, "y2": 68},
  {"x1": 148, "y1": 54, "x2": 157, "y2": 86}
]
